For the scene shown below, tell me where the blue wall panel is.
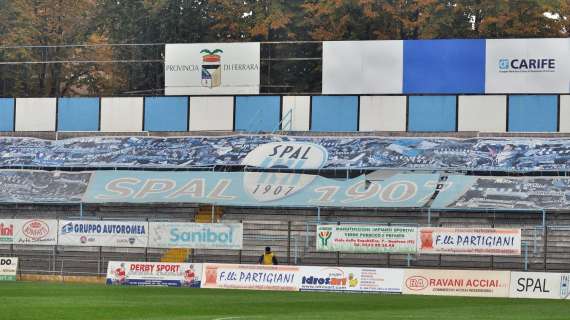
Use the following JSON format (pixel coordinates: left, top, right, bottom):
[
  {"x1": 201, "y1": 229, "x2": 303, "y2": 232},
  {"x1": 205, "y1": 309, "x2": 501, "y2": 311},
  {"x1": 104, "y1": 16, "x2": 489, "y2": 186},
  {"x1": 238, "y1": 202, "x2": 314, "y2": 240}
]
[
  {"x1": 508, "y1": 95, "x2": 558, "y2": 132},
  {"x1": 235, "y1": 96, "x2": 280, "y2": 132},
  {"x1": 57, "y1": 97, "x2": 99, "y2": 131},
  {"x1": 408, "y1": 96, "x2": 457, "y2": 132},
  {"x1": 403, "y1": 40, "x2": 486, "y2": 94},
  {"x1": 0, "y1": 98, "x2": 14, "y2": 131},
  {"x1": 311, "y1": 96, "x2": 358, "y2": 132},
  {"x1": 144, "y1": 97, "x2": 188, "y2": 131}
]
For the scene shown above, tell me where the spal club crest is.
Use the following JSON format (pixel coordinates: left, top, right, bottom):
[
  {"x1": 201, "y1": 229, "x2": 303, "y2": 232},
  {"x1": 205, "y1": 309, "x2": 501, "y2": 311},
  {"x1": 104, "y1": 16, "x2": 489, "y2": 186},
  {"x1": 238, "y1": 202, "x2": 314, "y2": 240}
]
[{"x1": 201, "y1": 49, "x2": 223, "y2": 88}]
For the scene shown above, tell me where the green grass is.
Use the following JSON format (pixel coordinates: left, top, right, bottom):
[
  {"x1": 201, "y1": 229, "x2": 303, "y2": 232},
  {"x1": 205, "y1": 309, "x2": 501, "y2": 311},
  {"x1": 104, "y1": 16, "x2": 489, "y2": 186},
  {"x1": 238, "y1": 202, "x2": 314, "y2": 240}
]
[{"x1": 0, "y1": 281, "x2": 568, "y2": 320}]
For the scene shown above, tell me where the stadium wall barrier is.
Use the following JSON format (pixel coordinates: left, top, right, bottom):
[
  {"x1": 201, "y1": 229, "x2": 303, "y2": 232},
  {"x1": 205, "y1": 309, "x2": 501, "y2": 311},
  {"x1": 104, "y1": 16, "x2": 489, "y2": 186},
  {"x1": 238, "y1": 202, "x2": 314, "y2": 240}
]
[
  {"x1": 1, "y1": 94, "x2": 568, "y2": 133},
  {"x1": 18, "y1": 274, "x2": 105, "y2": 284},
  {"x1": 105, "y1": 261, "x2": 570, "y2": 299}
]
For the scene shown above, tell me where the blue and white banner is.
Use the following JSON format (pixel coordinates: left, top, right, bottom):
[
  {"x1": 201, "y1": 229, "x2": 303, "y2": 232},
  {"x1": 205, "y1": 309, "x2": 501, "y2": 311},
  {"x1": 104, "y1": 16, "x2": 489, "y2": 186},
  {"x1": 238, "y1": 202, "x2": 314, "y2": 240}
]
[
  {"x1": 57, "y1": 220, "x2": 148, "y2": 247},
  {"x1": 106, "y1": 261, "x2": 202, "y2": 287},
  {"x1": 149, "y1": 222, "x2": 242, "y2": 249},
  {"x1": 83, "y1": 171, "x2": 439, "y2": 208}
]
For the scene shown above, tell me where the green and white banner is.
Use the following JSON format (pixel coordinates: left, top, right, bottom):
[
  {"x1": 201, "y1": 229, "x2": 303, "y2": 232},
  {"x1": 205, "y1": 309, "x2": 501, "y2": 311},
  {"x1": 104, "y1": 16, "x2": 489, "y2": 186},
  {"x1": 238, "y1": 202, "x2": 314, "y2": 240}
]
[
  {"x1": 0, "y1": 257, "x2": 17, "y2": 281},
  {"x1": 316, "y1": 225, "x2": 417, "y2": 253}
]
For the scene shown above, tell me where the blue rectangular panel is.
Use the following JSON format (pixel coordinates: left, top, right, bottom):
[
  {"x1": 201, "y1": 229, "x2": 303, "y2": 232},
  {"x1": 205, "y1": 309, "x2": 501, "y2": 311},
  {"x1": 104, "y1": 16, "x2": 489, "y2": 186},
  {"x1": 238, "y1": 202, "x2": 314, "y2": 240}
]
[
  {"x1": 0, "y1": 98, "x2": 14, "y2": 131},
  {"x1": 144, "y1": 97, "x2": 188, "y2": 131},
  {"x1": 235, "y1": 96, "x2": 280, "y2": 132},
  {"x1": 508, "y1": 95, "x2": 558, "y2": 132},
  {"x1": 311, "y1": 96, "x2": 358, "y2": 132},
  {"x1": 57, "y1": 97, "x2": 99, "y2": 131},
  {"x1": 403, "y1": 39, "x2": 486, "y2": 94},
  {"x1": 408, "y1": 96, "x2": 457, "y2": 132}
]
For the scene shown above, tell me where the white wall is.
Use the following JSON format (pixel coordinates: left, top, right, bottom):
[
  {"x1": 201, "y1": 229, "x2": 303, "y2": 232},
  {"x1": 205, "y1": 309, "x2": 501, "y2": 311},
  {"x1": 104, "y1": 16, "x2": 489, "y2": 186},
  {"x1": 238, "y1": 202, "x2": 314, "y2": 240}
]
[
  {"x1": 100, "y1": 97, "x2": 144, "y2": 132},
  {"x1": 15, "y1": 98, "x2": 56, "y2": 131},
  {"x1": 189, "y1": 97, "x2": 234, "y2": 131},
  {"x1": 282, "y1": 96, "x2": 310, "y2": 131},
  {"x1": 458, "y1": 95, "x2": 507, "y2": 132},
  {"x1": 359, "y1": 96, "x2": 407, "y2": 131},
  {"x1": 559, "y1": 95, "x2": 570, "y2": 132}
]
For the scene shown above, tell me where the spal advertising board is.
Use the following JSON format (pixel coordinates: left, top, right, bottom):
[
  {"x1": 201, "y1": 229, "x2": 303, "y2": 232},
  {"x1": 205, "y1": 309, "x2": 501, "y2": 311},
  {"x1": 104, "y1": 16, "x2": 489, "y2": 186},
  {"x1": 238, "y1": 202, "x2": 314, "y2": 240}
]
[
  {"x1": 58, "y1": 220, "x2": 148, "y2": 247},
  {"x1": 418, "y1": 227, "x2": 521, "y2": 256},
  {"x1": 201, "y1": 263, "x2": 300, "y2": 291},
  {"x1": 165, "y1": 43, "x2": 260, "y2": 95},
  {"x1": 149, "y1": 222, "x2": 242, "y2": 250},
  {"x1": 485, "y1": 38, "x2": 570, "y2": 93},
  {"x1": 299, "y1": 266, "x2": 404, "y2": 293},
  {"x1": 106, "y1": 261, "x2": 202, "y2": 287},
  {"x1": 403, "y1": 269, "x2": 511, "y2": 297},
  {"x1": 0, "y1": 257, "x2": 18, "y2": 281},
  {"x1": 510, "y1": 272, "x2": 570, "y2": 300},
  {"x1": 316, "y1": 225, "x2": 417, "y2": 254}
]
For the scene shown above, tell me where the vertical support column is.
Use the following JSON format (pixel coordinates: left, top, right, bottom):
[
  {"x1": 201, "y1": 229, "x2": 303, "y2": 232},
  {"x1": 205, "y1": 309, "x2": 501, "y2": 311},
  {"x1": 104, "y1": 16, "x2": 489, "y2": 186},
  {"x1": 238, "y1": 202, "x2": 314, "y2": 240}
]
[
  {"x1": 543, "y1": 226, "x2": 548, "y2": 272},
  {"x1": 211, "y1": 204, "x2": 215, "y2": 223},
  {"x1": 287, "y1": 221, "x2": 291, "y2": 265}
]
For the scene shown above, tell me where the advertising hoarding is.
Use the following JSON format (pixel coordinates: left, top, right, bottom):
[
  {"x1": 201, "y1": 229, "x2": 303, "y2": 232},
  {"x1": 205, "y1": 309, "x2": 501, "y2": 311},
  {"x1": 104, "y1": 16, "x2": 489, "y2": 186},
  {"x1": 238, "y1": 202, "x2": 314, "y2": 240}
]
[
  {"x1": 106, "y1": 261, "x2": 202, "y2": 287},
  {"x1": 57, "y1": 220, "x2": 148, "y2": 247},
  {"x1": 418, "y1": 227, "x2": 521, "y2": 256},
  {"x1": 201, "y1": 263, "x2": 300, "y2": 291},
  {"x1": 148, "y1": 222, "x2": 242, "y2": 249},
  {"x1": 299, "y1": 266, "x2": 404, "y2": 293},
  {"x1": 0, "y1": 257, "x2": 18, "y2": 281},
  {"x1": 316, "y1": 225, "x2": 417, "y2": 253},
  {"x1": 510, "y1": 272, "x2": 570, "y2": 299}
]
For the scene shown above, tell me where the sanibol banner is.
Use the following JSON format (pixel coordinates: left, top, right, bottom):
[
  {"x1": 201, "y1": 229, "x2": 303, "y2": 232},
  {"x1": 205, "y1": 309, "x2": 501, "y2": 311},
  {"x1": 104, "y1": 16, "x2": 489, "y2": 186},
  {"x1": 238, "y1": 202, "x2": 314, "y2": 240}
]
[
  {"x1": 83, "y1": 171, "x2": 439, "y2": 208},
  {"x1": 107, "y1": 261, "x2": 202, "y2": 287},
  {"x1": 149, "y1": 222, "x2": 242, "y2": 249},
  {"x1": 316, "y1": 225, "x2": 417, "y2": 254},
  {"x1": 57, "y1": 220, "x2": 148, "y2": 247},
  {"x1": 418, "y1": 227, "x2": 521, "y2": 256}
]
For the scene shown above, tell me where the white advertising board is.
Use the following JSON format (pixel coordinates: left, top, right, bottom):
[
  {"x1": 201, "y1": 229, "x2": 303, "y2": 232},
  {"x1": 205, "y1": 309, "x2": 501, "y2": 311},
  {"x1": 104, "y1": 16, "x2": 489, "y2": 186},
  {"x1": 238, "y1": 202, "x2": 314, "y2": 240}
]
[
  {"x1": 403, "y1": 269, "x2": 511, "y2": 297},
  {"x1": 13, "y1": 219, "x2": 58, "y2": 245},
  {"x1": 299, "y1": 266, "x2": 404, "y2": 293},
  {"x1": 322, "y1": 40, "x2": 403, "y2": 94},
  {"x1": 0, "y1": 257, "x2": 18, "y2": 281},
  {"x1": 201, "y1": 263, "x2": 300, "y2": 291},
  {"x1": 106, "y1": 261, "x2": 202, "y2": 287},
  {"x1": 316, "y1": 224, "x2": 417, "y2": 253},
  {"x1": 57, "y1": 220, "x2": 148, "y2": 247},
  {"x1": 148, "y1": 222, "x2": 242, "y2": 249},
  {"x1": 418, "y1": 227, "x2": 521, "y2": 256},
  {"x1": 0, "y1": 219, "x2": 14, "y2": 245},
  {"x1": 485, "y1": 38, "x2": 570, "y2": 93},
  {"x1": 165, "y1": 43, "x2": 260, "y2": 95},
  {"x1": 510, "y1": 272, "x2": 570, "y2": 299}
]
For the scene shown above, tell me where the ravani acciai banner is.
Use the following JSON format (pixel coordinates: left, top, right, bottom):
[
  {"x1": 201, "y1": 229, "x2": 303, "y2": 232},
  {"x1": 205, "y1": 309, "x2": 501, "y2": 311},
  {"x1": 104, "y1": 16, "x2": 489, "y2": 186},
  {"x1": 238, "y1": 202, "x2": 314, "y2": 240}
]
[
  {"x1": 201, "y1": 263, "x2": 300, "y2": 291},
  {"x1": 84, "y1": 171, "x2": 438, "y2": 208},
  {"x1": 106, "y1": 261, "x2": 202, "y2": 287},
  {"x1": 149, "y1": 222, "x2": 242, "y2": 250},
  {"x1": 316, "y1": 225, "x2": 417, "y2": 253},
  {"x1": 58, "y1": 220, "x2": 148, "y2": 247},
  {"x1": 0, "y1": 219, "x2": 58, "y2": 245},
  {"x1": 418, "y1": 227, "x2": 521, "y2": 256},
  {"x1": 0, "y1": 257, "x2": 18, "y2": 281}
]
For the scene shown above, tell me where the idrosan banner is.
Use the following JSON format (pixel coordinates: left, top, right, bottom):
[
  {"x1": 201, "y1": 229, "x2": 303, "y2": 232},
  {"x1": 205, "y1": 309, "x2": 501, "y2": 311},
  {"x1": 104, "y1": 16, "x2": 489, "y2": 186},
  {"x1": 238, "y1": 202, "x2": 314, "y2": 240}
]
[
  {"x1": 403, "y1": 269, "x2": 511, "y2": 297},
  {"x1": 106, "y1": 261, "x2": 202, "y2": 287},
  {"x1": 0, "y1": 257, "x2": 18, "y2": 281},
  {"x1": 510, "y1": 272, "x2": 570, "y2": 300},
  {"x1": 316, "y1": 225, "x2": 417, "y2": 253},
  {"x1": 201, "y1": 263, "x2": 300, "y2": 291},
  {"x1": 57, "y1": 220, "x2": 148, "y2": 247},
  {"x1": 148, "y1": 222, "x2": 242, "y2": 249},
  {"x1": 418, "y1": 227, "x2": 521, "y2": 256},
  {"x1": 299, "y1": 266, "x2": 404, "y2": 293}
]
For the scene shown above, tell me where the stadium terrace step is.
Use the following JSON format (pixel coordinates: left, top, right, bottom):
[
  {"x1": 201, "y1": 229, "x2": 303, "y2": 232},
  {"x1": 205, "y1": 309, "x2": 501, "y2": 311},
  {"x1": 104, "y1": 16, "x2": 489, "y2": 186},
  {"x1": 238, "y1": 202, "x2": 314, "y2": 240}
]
[
  {"x1": 195, "y1": 205, "x2": 223, "y2": 223},
  {"x1": 161, "y1": 248, "x2": 190, "y2": 263}
]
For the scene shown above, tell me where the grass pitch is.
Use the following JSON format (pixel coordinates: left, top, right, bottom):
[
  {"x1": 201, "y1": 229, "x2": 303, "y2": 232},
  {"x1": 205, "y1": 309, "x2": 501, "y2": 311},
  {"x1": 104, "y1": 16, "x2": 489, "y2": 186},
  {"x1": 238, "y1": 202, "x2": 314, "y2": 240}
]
[{"x1": 0, "y1": 281, "x2": 568, "y2": 320}]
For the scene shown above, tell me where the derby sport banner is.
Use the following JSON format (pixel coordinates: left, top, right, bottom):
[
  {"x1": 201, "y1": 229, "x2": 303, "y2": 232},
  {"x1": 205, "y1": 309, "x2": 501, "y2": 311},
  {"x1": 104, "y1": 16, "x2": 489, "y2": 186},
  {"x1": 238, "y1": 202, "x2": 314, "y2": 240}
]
[
  {"x1": 107, "y1": 261, "x2": 202, "y2": 287},
  {"x1": 148, "y1": 222, "x2": 242, "y2": 249},
  {"x1": 418, "y1": 227, "x2": 521, "y2": 256},
  {"x1": 8, "y1": 135, "x2": 570, "y2": 172},
  {"x1": 57, "y1": 220, "x2": 148, "y2": 247},
  {"x1": 83, "y1": 171, "x2": 439, "y2": 208},
  {"x1": 316, "y1": 225, "x2": 417, "y2": 253}
]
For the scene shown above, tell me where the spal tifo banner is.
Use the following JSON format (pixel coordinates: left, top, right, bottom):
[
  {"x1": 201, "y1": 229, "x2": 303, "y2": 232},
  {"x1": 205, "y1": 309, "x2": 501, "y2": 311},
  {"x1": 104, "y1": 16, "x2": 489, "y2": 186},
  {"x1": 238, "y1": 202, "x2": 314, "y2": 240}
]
[
  {"x1": 57, "y1": 220, "x2": 148, "y2": 247},
  {"x1": 316, "y1": 225, "x2": 417, "y2": 253},
  {"x1": 418, "y1": 227, "x2": 521, "y2": 256},
  {"x1": 0, "y1": 170, "x2": 89, "y2": 203},
  {"x1": 9, "y1": 135, "x2": 570, "y2": 171},
  {"x1": 0, "y1": 257, "x2": 18, "y2": 281},
  {"x1": 149, "y1": 222, "x2": 242, "y2": 249},
  {"x1": 107, "y1": 261, "x2": 202, "y2": 288},
  {"x1": 0, "y1": 219, "x2": 58, "y2": 245},
  {"x1": 84, "y1": 171, "x2": 438, "y2": 208}
]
